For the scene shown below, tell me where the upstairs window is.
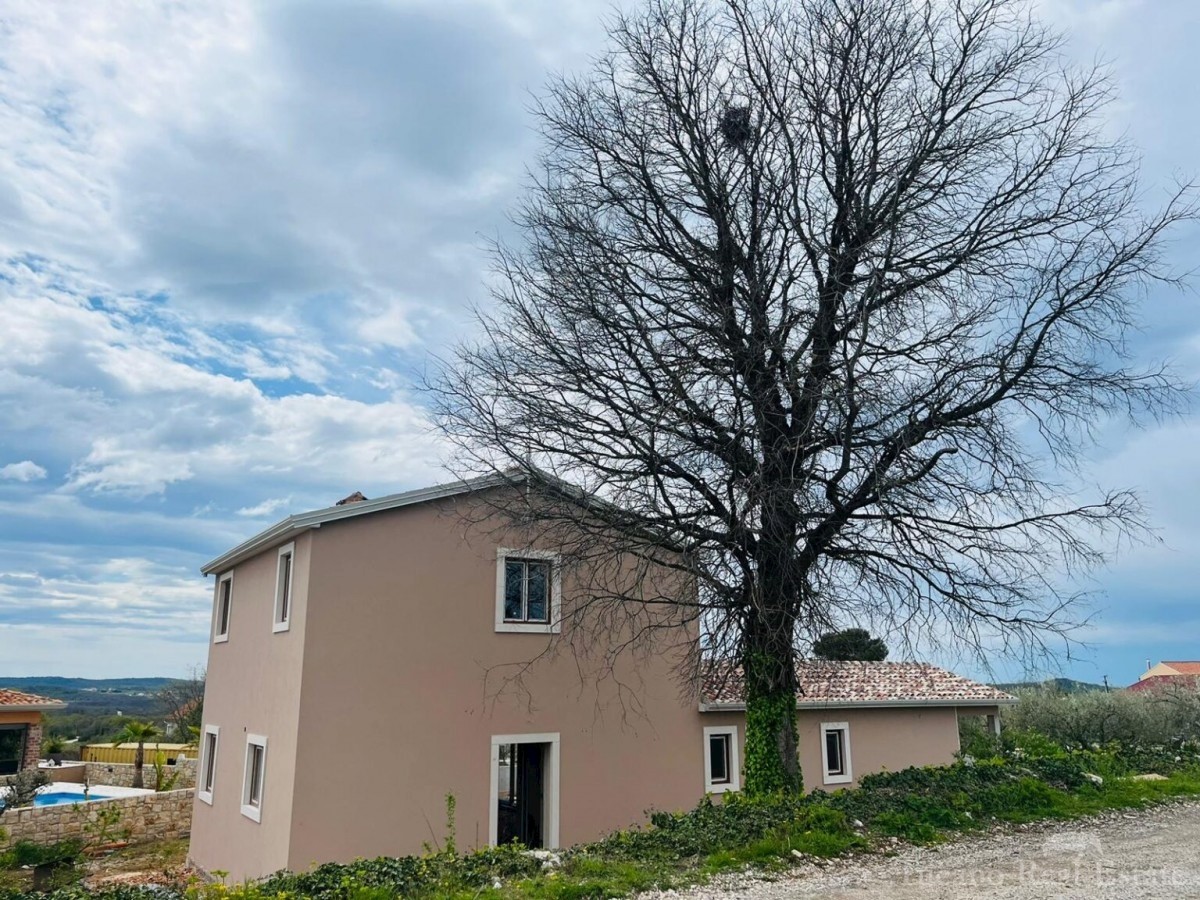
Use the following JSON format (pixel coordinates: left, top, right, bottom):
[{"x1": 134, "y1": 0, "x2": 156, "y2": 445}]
[
  {"x1": 703, "y1": 725, "x2": 739, "y2": 793},
  {"x1": 495, "y1": 549, "x2": 561, "y2": 634},
  {"x1": 505, "y1": 559, "x2": 550, "y2": 624},
  {"x1": 821, "y1": 722, "x2": 852, "y2": 785},
  {"x1": 213, "y1": 573, "x2": 233, "y2": 643},
  {"x1": 273, "y1": 543, "x2": 294, "y2": 633}
]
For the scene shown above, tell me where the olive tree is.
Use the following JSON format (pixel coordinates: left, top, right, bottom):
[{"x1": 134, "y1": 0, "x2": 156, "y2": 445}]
[{"x1": 433, "y1": 0, "x2": 1192, "y2": 793}]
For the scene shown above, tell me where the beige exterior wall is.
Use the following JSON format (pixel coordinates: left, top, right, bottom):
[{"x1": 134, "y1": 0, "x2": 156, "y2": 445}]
[
  {"x1": 189, "y1": 531, "x2": 313, "y2": 880},
  {"x1": 188, "y1": 489, "x2": 997, "y2": 881},
  {"x1": 285, "y1": 496, "x2": 701, "y2": 874},
  {"x1": 700, "y1": 704, "x2": 985, "y2": 793}
]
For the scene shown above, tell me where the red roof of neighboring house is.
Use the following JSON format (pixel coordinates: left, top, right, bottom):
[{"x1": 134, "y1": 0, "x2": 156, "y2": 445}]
[
  {"x1": 701, "y1": 660, "x2": 1015, "y2": 709},
  {"x1": 1162, "y1": 662, "x2": 1200, "y2": 675},
  {"x1": 0, "y1": 688, "x2": 67, "y2": 711},
  {"x1": 1128, "y1": 674, "x2": 1200, "y2": 693}
]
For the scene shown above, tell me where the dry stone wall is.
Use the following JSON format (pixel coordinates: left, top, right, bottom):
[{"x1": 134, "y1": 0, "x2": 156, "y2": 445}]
[
  {"x1": 0, "y1": 789, "x2": 194, "y2": 849},
  {"x1": 84, "y1": 759, "x2": 196, "y2": 790}
]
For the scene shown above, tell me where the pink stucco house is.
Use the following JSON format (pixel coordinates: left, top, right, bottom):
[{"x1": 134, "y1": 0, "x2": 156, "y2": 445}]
[{"x1": 189, "y1": 473, "x2": 1014, "y2": 881}]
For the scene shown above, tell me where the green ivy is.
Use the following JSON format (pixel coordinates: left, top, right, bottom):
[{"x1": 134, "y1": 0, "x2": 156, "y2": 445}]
[{"x1": 744, "y1": 686, "x2": 801, "y2": 796}]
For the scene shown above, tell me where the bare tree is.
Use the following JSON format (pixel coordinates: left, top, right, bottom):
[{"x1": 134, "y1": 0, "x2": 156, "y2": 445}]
[
  {"x1": 157, "y1": 667, "x2": 205, "y2": 743},
  {"x1": 433, "y1": 0, "x2": 1193, "y2": 794}
]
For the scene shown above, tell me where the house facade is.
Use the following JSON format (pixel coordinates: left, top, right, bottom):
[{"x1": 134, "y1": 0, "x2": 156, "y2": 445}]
[
  {"x1": 189, "y1": 475, "x2": 1014, "y2": 881},
  {"x1": 0, "y1": 689, "x2": 65, "y2": 776},
  {"x1": 1130, "y1": 660, "x2": 1200, "y2": 693}
]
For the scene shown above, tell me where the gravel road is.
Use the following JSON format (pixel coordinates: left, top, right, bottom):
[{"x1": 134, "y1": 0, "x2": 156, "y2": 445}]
[{"x1": 644, "y1": 799, "x2": 1200, "y2": 899}]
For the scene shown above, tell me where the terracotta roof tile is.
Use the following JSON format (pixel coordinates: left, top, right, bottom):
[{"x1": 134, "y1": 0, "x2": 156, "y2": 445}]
[
  {"x1": 701, "y1": 660, "x2": 1015, "y2": 708},
  {"x1": 0, "y1": 688, "x2": 66, "y2": 708},
  {"x1": 1163, "y1": 662, "x2": 1200, "y2": 675}
]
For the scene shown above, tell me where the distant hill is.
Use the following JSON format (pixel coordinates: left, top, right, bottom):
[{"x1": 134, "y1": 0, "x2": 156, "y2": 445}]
[
  {"x1": 0, "y1": 677, "x2": 179, "y2": 743},
  {"x1": 0, "y1": 677, "x2": 174, "y2": 714},
  {"x1": 994, "y1": 677, "x2": 1110, "y2": 694}
]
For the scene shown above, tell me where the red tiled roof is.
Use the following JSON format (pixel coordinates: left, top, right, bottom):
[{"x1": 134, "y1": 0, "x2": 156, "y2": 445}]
[
  {"x1": 1128, "y1": 674, "x2": 1200, "y2": 693},
  {"x1": 1162, "y1": 662, "x2": 1200, "y2": 675},
  {"x1": 701, "y1": 660, "x2": 1015, "y2": 708},
  {"x1": 0, "y1": 688, "x2": 66, "y2": 709}
]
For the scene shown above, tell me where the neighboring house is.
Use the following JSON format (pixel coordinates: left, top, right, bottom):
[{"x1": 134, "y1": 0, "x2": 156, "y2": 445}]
[
  {"x1": 189, "y1": 474, "x2": 1015, "y2": 881},
  {"x1": 1129, "y1": 660, "x2": 1200, "y2": 693},
  {"x1": 0, "y1": 689, "x2": 66, "y2": 775}
]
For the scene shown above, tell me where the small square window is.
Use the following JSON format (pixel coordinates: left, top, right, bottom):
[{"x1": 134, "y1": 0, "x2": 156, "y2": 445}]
[
  {"x1": 241, "y1": 734, "x2": 268, "y2": 822},
  {"x1": 495, "y1": 550, "x2": 560, "y2": 633},
  {"x1": 273, "y1": 544, "x2": 294, "y2": 633},
  {"x1": 198, "y1": 726, "x2": 219, "y2": 805},
  {"x1": 214, "y1": 573, "x2": 233, "y2": 643},
  {"x1": 703, "y1": 726, "x2": 739, "y2": 793},
  {"x1": 821, "y1": 723, "x2": 852, "y2": 785}
]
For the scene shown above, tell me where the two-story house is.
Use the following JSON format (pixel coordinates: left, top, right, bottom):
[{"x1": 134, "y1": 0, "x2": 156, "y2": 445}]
[{"x1": 189, "y1": 473, "x2": 1013, "y2": 881}]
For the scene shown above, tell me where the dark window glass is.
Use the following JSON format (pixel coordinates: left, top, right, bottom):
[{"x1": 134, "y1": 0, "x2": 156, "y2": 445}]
[
  {"x1": 203, "y1": 733, "x2": 217, "y2": 792},
  {"x1": 504, "y1": 558, "x2": 552, "y2": 624},
  {"x1": 825, "y1": 729, "x2": 845, "y2": 776},
  {"x1": 278, "y1": 553, "x2": 292, "y2": 623},
  {"x1": 0, "y1": 726, "x2": 27, "y2": 776},
  {"x1": 248, "y1": 745, "x2": 264, "y2": 805},
  {"x1": 217, "y1": 580, "x2": 232, "y2": 635},
  {"x1": 526, "y1": 563, "x2": 549, "y2": 622},
  {"x1": 504, "y1": 561, "x2": 525, "y2": 620},
  {"x1": 708, "y1": 734, "x2": 730, "y2": 784}
]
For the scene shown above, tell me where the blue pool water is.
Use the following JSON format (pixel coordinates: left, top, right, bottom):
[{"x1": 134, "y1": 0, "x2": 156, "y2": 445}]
[{"x1": 33, "y1": 792, "x2": 115, "y2": 807}]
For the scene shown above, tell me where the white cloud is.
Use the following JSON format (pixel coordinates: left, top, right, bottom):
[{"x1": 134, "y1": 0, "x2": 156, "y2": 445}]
[
  {"x1": 236, "y1": 497, "x2": 291, "y2": 519},
  {"x1": 0, "y1": 460, "x2": 47, "y2": 482}
]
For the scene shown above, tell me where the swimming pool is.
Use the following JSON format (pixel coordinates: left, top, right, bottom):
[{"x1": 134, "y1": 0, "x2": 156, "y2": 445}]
[{"x1": 34, "y1": 791, "x2": 116, "y2": 807}]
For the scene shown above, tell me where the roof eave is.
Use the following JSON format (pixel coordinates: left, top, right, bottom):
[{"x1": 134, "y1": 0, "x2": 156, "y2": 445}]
[
  {"x1": 200, "y1": 473, "x2": 517, "y2": 575},
  {"x1": 699, "y1": 696, "x2": 1016, "y2": 713},
  {"x1": 0, "y1": 702, "x2": 66, "y2": 713}
]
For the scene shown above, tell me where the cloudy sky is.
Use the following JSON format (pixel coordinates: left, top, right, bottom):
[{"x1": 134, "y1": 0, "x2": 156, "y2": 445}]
[{"x1": 0, "y1": 0, "x2": 1195, "y2": 684}]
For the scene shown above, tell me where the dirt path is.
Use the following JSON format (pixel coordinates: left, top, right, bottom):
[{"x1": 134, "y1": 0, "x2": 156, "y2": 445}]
[{"x1": 648, "y1": 800, "x2": 1200, "y2": 899}]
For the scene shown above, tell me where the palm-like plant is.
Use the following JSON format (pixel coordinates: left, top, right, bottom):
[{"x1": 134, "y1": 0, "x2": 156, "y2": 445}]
[{"x1": 112, "y1": 720, "x2": 161, "y2": 789}]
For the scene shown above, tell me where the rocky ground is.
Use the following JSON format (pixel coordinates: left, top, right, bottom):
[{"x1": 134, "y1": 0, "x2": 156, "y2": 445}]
[{"x1": 643, "y1": 799, "x2": 1200, "y2": 900}]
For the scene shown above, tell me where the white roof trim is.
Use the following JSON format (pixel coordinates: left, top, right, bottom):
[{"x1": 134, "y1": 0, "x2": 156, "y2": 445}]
[
  {"x1": 0, "y1": 701, "x2": 66, "y2": 712},
  {"x1": 699, "y1": 696, "x2": 1016, "y2": 713},
  {"x1": 201, "y1": 473, "x2": 514, "y2": 575}
]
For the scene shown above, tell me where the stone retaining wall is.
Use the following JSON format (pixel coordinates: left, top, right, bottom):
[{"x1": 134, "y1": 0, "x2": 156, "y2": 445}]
[
  {"x1": 0, "y1": 789, "x2": 194, "y2": 849},
  {"x1": 84, "y1": 758, "x2": 196, "y2": 790}
]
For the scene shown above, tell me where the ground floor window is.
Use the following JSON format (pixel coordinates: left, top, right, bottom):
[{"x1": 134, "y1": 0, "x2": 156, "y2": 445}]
[
  {"x1": 703, "y1": 725, "x2": 740, "y2": 793},
  {"x1": 241, "y1": 734, "x2": 268, "y2": 822},
  {"x1": 490, "y1": 733, "x2": 560, "y2": 849},
  {"x1": 821, "y1": 722, "x2": 852, "y2": 785},
  {"x1": 198, "y1": 725, "x2": 219, "y2": 805},
  {"x1": 0, "y1": 725, "x2": 27, "y2": 775}
]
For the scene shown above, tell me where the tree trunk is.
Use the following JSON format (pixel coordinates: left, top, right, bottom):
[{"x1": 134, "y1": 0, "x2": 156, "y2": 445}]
[
  {"x1": 132, "y1": 743, "x2": 144, "y2": 790},
  {"x1": 742, "y1": 615, "x2": 801, "y2": 795}
]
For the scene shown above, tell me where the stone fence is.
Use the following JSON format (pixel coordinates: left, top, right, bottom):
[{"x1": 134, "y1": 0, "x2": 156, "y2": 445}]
[
  {"x1": 0, "y1": 789, "x2": 194, "y2": 849},
  {"x1": 83, "y1": 759, "x2": 196, "y2": 790}
]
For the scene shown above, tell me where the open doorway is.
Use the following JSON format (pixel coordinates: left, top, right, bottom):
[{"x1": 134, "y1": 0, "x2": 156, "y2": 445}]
[{"x1": 490, "y1": 733, "x2": 560, "y2": 849}]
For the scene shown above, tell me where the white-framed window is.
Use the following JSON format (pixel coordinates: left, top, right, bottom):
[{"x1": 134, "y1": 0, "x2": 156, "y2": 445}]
[
  {"x1": 241, "y1": 734, "x2": 268, "y2": 822},
  {"x1": 198, "y1": 725, "x2": 219, "y2": 805},
  {"x1": 703, "y1": 725, "x2": 740, "y2": 793},
  {"x1": 495, "y1": 548, "x2": 561, "y2": 634},
  {"x1": 273, "y1": 543, "x2": 294, "y2": 633},
  {"x1": 821, "y1": 722, "x2": 852, "y2": 785},
  {"x1": 213, "y1": 572, "x2": 233, "y2": 643}
]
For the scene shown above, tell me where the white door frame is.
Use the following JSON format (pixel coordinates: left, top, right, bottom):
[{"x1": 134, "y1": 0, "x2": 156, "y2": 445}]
[{"x1": 488, "y1": 732, "x2": 560, "y2": 849}]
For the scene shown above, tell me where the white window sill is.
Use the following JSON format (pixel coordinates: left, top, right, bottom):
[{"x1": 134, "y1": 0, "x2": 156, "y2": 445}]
[
  {"x1": 241, "y1": 803, "x2": 262, "y2": 823},
  {"x1": 495, "y1": 620, "x2": 560, "y2": 634},
  {"x1": 823, "y1": 773, "x2": 852, "y2": 786},
  {"x1": 706, "y1": 782, "x2": 737, "y2": 794},
  {"x1": 272, "y1": 620, "x2": 290, "y2": 634},
  {"x1": 198, "y1": 790, "x2": 213, "y2": 806},
  {"x1": 212, "y1": 634, "x2": 229, "y2": 644}
]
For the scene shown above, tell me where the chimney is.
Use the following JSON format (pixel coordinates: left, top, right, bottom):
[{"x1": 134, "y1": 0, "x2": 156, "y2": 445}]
[
  {"x1": 1146, "y1": 659, "x2": 1152, "y2": 672},
  {"x1": 336, "y1": 491, "x2": 369, "y2": 506}
]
